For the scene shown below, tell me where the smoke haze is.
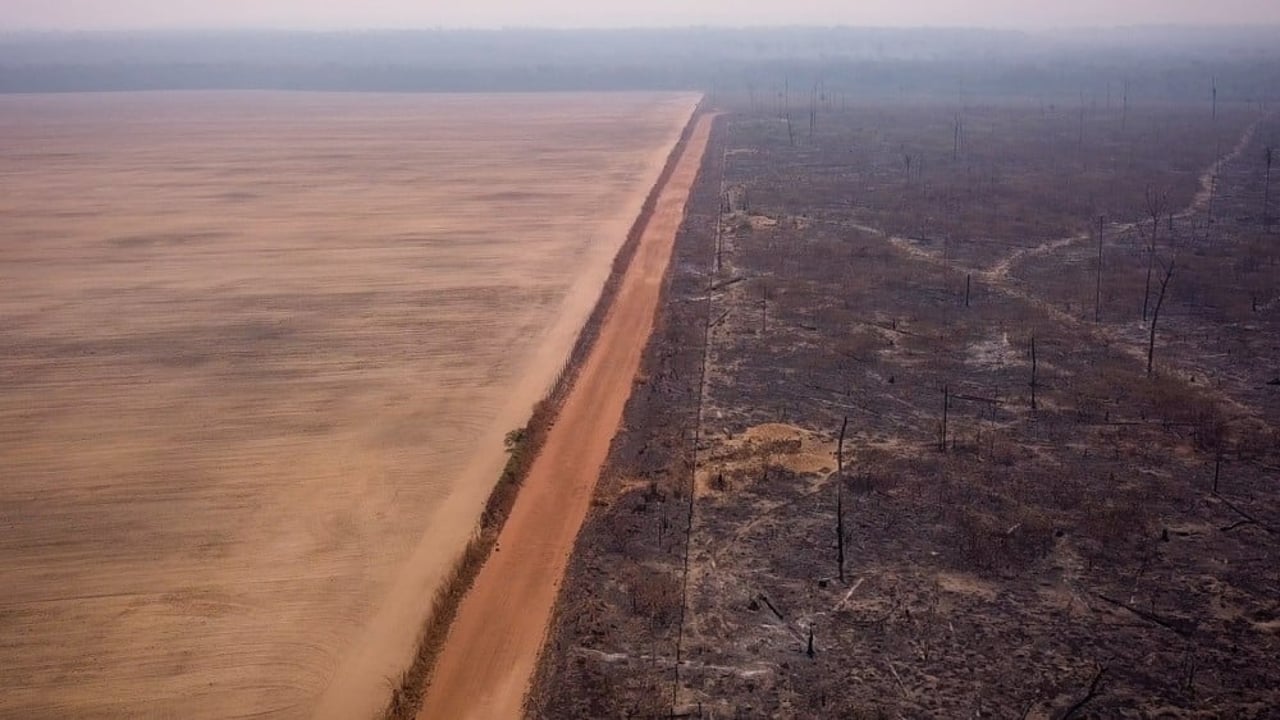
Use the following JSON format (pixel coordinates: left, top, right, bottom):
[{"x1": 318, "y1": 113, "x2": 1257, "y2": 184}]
[{"x1": 5, "y1": 0, "x2": 1280, "y2": 31}]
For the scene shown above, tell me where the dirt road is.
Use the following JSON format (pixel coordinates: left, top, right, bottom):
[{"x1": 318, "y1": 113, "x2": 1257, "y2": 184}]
[{"x1": 416, "y1": 113, "x2": 714, "y2": 720}]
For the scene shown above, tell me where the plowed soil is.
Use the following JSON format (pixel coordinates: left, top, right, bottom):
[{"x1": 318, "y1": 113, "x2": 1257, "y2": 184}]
[{"x1": 0, "y1": 90, "x2": 697, "y2": 720}]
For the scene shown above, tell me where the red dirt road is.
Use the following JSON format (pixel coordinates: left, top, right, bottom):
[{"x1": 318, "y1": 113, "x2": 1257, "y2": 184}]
[{"x1": 416, "y1": 113, "x2": 714, "y2": 720}]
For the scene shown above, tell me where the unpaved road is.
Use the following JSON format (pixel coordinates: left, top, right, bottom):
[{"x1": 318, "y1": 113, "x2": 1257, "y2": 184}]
[{"x1": 416, "y1": 113, "x2": 714, "y2": 720}]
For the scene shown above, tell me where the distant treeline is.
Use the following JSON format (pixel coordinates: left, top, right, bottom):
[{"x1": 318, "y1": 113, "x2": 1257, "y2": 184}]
[{"x1": 1, "y1": 27, "x2": 1278, "y2": 102}]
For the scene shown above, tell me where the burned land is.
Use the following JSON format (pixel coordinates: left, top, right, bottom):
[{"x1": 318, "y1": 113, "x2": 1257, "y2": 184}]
[{"x1": 533, "y1": 99, "x2": 1280, "y2": 718}]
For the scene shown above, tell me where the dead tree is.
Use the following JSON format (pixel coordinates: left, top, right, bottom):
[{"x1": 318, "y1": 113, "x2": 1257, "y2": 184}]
[
  {"x1": 940, "y1": 385, "x2": 950, "y2": 451},
  {"x1": 1078, "y1": 91, "x2": 1086, "y2": 147},
  {"x1": 1095, "y1": 215, "x2": 1105, "y2": 322},
  {"x1": 1122, "y1": 80, "x2": 1130, "y2": 132},
  {"x1": 1147, "y1": 258, "x2": 1177, "y2": 376},
  {"x1": 1265, "y1": 146, "x2": 1274, "y2": 232},
  {"x1": 953, "y1": 114, "x2": 964, "y2": 162},
  {"x1": 809, "y1": 81, "x2": 819, "y2": 140},
  {"x1": 1030, "y1": 336, "x2": 1038, "y2": 410},
  {"x1": 836, "y1": 416, "x2": 848, "y2": 583},
  {"x1": 1139, "y1": 187, "x2": 1167, "y2": 322},
  {"x1": 965, "y1": 274, "x2": 971, "y2": 307}
]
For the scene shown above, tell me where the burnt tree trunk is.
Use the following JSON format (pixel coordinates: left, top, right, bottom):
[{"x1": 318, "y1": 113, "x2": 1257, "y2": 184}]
[
  {"x1": 836, "y1": 416, "x2": 847, "y2": 583},
  {"x1": 940, "y1": 385, "x2": 950, "y2": 450},
  {"x1": 1148, "y1": 260, "x2": 1176, "y2": 376},
  {"x1": 1265, "y1": 147, "x2": 1273, "y2": 232},
  {"x1": 1122, "y1": 80, "x2": 1129, "y2": 132},
  {"x1": 1095, "y1": 215, "x2": 1104, "y2": 323},
  {"x1": 1030, "y1": 336, "x2": 1038, "y2": 411},
  {"x1": 1141, "y1": 188, "x2": 1165, "y2": 322}
]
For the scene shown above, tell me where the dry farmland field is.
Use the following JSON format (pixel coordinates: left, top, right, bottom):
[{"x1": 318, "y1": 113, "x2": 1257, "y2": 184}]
[
  {"x1": 533, "y1": 101, "x2": 1280, "y2": 718},
  {"x1": 0, "y1": 90, "x2": 697, "y2": 719}
]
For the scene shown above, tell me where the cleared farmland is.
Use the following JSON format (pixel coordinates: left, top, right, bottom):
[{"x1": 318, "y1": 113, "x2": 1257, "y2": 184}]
[{"x1": 0, "y1": 90, "x2": 697, "y2": 719}]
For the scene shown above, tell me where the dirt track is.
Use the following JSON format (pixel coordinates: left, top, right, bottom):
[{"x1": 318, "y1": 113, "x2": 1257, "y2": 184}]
[{"x1": 416, "y1": 113, "x2": 714, "y2": 720}]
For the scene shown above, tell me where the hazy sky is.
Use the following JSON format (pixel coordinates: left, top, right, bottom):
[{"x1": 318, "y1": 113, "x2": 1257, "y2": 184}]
[{"x1": 5, "y1": 0, "x2": 1280, "y2": 31}]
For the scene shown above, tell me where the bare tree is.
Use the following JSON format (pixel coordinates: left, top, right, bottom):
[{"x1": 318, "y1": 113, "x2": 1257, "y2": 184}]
[
  {"x1": 1139, "y1": 186, "x2": 1167, "y2": 322},
  {"x1": 836, "y1": 416, "x2": 847, "y2": 584},
  {"x1": 1265, "y1": 146, "x2": 1274, "y2": 232},
  {"x1": 1212, "y1": 76, "x2": 1218, "y2": 121},
  {"x1": 1078, "y1": 90, "x2": 1086, "y2": 147},
  {"x1": 1030, "y1": 337, "x2": 1038, "y2": 411},
  {"x1": 940, "y1": 385, "x2": 950, "y2": 451},
  {"x1": 1147, "y1": 258, "x2": 1177, "y2": 376},
  {"x1": 953, "y1": 113, "x2": 965, "y2": 162},
  {"x1": 1122, "y1": 79, "x2": 1130, "y2": 132},
  {"x1": 809, "y1": 80, "x2": 819, "y2": 140},
  {"x1": 1095, "y1": 215, "x2": 1105, "y2": 322}
]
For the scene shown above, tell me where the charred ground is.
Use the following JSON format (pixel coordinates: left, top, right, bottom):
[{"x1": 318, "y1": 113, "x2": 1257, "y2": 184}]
[{"x1": 532, "y1": 98, "x2": 1280, "y2": 718}]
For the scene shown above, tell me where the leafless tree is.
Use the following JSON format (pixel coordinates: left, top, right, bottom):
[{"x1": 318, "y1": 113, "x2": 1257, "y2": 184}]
[
  {"x1": 1095, "y1": 215, "x2": 1105, "y2": 322},
  {"x1": 1030, "y1": 337, "x2": 1038, "y2": 410},
  {"x1": 953, "y1": 113, "x2": 965, "y2": 162},
  {"x1": 1138, "y1": 186, "x2": 1167, "y2": 322},
  {"x1": 1147, "y1": 257, "x2": 1177, "y2": 376},
  {"x1": 1122, "y1": 80, "x2": 1130, "y2": 132},
  {"x1": 1265, "y1": 146, "x2": 1274, "y2": 232},
  {"x1": 940, "y1": 385, "x2": 950, "y2": 450},
  {"x1": 809, "y1": 80, "x2": 819, "y2": 140},
  {"x1": 1078, "y1": 90, "x2": 1086, "y2": 147},
  {"x1": 1212, "y1": 75, "x2": 1218, "y2": 121},
  {"x1": 836, "y1": 416, "x2": 847, "y2": 583}
]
